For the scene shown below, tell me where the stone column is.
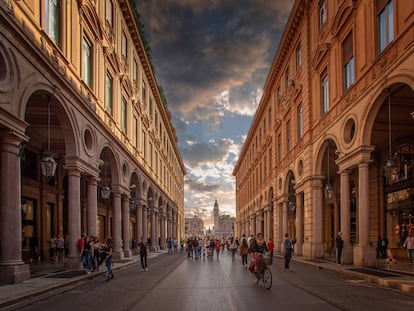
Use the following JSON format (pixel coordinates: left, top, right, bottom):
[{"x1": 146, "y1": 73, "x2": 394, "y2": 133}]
[
  {"x1": 160, "y1": 211, "x2": 166, "y2": 249},
  {"x1": 112, "y1": 191, "x2": 124, "y2": 259},
  {"x1": 122, "y1": 195, "x2": 131, "y2": 257},
  {"x1": 0, "y1": 133, "x2": 30, "y2": 284},
  {"x1": 340, "y1": 170, "x2": 353, "y2": 264},
  {"x1": 308, "y1": 177, "x2": 324, "y2": 258},
  {"x1": 354, "y1": 161, "x2": 376, "y2": 266},
  {"x1": 167, "y1": 214, "x2": 172, "y2": 240},
  {"x1": 266, "y1": 208, "x2": 271, "y2": 240},
  {"x1": 142, "y1": 205, "x2": 148, "y2": 241},
  {"x1": 64, "y1": 169, "x2": 82, "y2": 269},
  {"x1": 87, "y1": 176, "x2": 98, "y2": 237},
  {"x1": 151, "y1": 211, "x2": 156, "y2": 251},
  {"x1": 281, "y1": 200, "x2": 288, "y2": 251},
  {"x1": 295, "y1": 192, "x2": 303, "y2": 256},
  {"x1": 136, "y1": 199, "x2": 143, "y2": 240}
]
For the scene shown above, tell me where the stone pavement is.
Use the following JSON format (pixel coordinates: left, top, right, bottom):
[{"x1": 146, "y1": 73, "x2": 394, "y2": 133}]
[{"x1": 1, "y1": 252, "x2": 413, "y2": 308}]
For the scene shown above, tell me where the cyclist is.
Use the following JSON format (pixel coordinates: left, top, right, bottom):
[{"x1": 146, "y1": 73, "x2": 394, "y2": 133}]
[{"x1": 249, "y1": 233, "x2": 268, "y2": 274}]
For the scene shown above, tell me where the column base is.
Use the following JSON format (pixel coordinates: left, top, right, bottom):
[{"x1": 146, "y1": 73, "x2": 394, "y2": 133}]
[
  {"x1": 342, "y1": 245, "x2": 353, "y2": 264},
  {"x1": 0, "y1": 263, "x2": 30, "y2": 285},
  {"x1": 302, "y1": 241, "x2": 324, "y2": 258},
  {"x1": 113, "y1": 250, "x2": 124, "y2": 260},
  {"x1": 123, "y1": 249, "x2": 132, "y2": 257},
  {"x1": 64, "y1": 257, "x2": 82, "y2": 270},
  {"x1": 353, "y1": 245, "x2": 376, "y2": 267}
]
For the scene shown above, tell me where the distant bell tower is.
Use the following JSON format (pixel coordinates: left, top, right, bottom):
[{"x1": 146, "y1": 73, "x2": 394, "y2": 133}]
[{"x1": 213, "y1": 199, "x2": 219, "y2": 232}]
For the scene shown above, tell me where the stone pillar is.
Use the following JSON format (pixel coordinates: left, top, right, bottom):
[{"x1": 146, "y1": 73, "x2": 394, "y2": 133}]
[
  {"x1": 266, "y1": 209, "x2": 271, "y2": 240},
  {"x1": 295, "y1": 192, "x2": 303, "y2": 256},
  {"x1": 167, "y1": 214, "x2": 172, "y2": 240},
  {"x1": 160, "y1": 211, "x2": 166, "y2": 249},
  {"x1": 0, "y1": 133, "x2": 30, "y2": 284},
  {"x1": 64, "y1": 169, "x2": 82, "y2": 269},
  {"x1": 112, "y1": 191, "x2": 124, "y2": 259},
  {"x1": 87, "y1": 176, "x2": 98, "y2": 237},
  {"x1": 308, "y1": 177, "x2": 324, "y2": 258},
  {"x1": 122, "y1": 195, "x2": 131, "y2": 257},
  {"x1": 150, "y1": 211, "x2": 156, "y2": 250},
  {"x1": 275, "y1": 203, "x2": 283, "y2": 253},
  {"x1": 136, "y1": 200, "x2": 142, "y2": 241},
  {"x1": 142, "y1": 206, "x2": 148, "y2": 241},
  {"x1": 340, "y1": 170, "x2": 353, "y2": 264},
  {"x1": 354, "y1": 161, "x2": 376, "y2": 266},
  {"x1": 281, "y1": 200, "x2": 288, "y2": 250}
]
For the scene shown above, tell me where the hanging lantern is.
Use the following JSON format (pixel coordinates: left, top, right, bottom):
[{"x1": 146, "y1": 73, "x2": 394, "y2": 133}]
[{"x1": 41, "y1": 97, "x2": 57, "y2": 178}]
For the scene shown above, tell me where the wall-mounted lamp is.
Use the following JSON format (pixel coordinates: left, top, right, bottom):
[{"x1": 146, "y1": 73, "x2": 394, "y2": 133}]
[
  {"x1": 40, "y1": 96, "x2": 57, "y2": 178},
  {"x1": 324, "y1": 140, "x2": 334, "y2": 200}
]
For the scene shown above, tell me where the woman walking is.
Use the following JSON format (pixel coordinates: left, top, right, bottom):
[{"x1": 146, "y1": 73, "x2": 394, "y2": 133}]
[{"x1": 105, "y1": 237, "x2": 114, "y2": 281}]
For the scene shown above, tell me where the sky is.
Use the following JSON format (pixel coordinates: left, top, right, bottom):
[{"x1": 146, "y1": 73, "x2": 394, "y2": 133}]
[{"x1": 136, "y1": 0, "x2": 293, "y2": 229}]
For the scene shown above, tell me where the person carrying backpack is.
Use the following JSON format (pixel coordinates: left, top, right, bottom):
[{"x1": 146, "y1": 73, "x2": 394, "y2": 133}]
[{"x1": 239, "y1": 234, "x2": 249, "y2": 268}]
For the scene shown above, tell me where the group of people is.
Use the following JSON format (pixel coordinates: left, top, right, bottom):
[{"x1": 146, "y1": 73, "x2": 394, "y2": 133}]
[
  {"x1": 48, "y1": 234, "x2": 69, "y2": 262},
  {"x1": 76, "y1": 234, "x2": 114, "y2": 280}
]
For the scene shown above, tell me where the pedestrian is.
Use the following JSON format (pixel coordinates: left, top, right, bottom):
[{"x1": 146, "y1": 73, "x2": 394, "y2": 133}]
[
  {"x1": 376, "y1": 235, "x2": 382, "y2": 259},
  {"x1": 215, "y1": 239, "x2": 221, "y2": 259},
  {"x1": 104, "y1": 237, "x2": 114, "y2": 280},
  {"x1": 267, "y1": 238, "x2": 274, "y2": 264},
  {"x1": 29, "y1": 232, "x2": 39, "y2": 262},
  {"x1": 283, "y1": 233, "x2": 293, "y2": 270},
  {"x1": 381, "y1": 236, "x2": 389, "y2": 259},
  {"x1": 137, "y1": 236, "x2": 149, "y2": 271},
  {"x1": 403, "y1": 231, "x2": 414, "y2": 265},
  {"x1": 229, "y1": 237, "x2": 237, "y2": 261},
  {"x1": 239, "y1": 234, "x2": 249, "y2": 268},
  {"x1": 335, "y1": 232, "x2": 344, "y2": 265}
]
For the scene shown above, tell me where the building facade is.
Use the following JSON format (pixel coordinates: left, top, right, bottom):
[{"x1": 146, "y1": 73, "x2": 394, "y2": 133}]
[
  {"x1": 233, "y1": 0, "x2": 414, "y2": 267},
  {"x1": 184, "y1": 215, "x2": 204, "y2": 238},
  {"x1": 0, "y1": 0, "x2": 185, "y2": 284},
  {"x1": 213, "y1": 200, "x2": 235, "y2": 238}
]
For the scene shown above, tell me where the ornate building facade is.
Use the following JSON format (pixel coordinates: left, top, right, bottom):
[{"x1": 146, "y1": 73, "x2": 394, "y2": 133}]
[
  {"x1": 213, "y1": 199, "x2": 235, "y2": 238},
  {"x1": 233, "y1": 0, "x2": 414, "y2": 267},
  {"x1": 184, "y1": 215, "x2": 204, "y2": 238},
  {"x1": 0, "y1": 0, "x2": 185, "y2": 284}
]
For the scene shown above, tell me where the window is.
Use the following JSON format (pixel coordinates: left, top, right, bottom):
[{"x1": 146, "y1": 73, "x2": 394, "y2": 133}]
[
  {"x1": 133, "y1": 59, "x2": 138, "y2": 83},
  {"x1": 285, "y1": 68, "x2": 290, "y2": 90},
  {"x1": 343, "y1": 31, "x2": 354, "y2": 89},
  {"x1": 297, "y1": 105, "x2": 303, "y2": 140},
  {"x1": 105, "y1": 72, "x2": 113, "y2": 115},
  {"x1": 149, "y1": 98, "x2": 153, "y2": 120},
  {"x1": 121, "y1": 31, "x2": 128, "y2": 59},
  {"x1": 296, "y1": 44, "x2": 302, "y2": 69},
  {"x1": 142, "y1": 80, "x2": 146, "y2": 103},
  {"x1": 276, "y1": 87, "x2": 281, "y2": 106},
  {"x1": 105, "y1": 0, "x2": 113, "y2": 27},
  {"x1": 377, "y1": 0, "x2": 394, "y2": 53},
  {"x1": 132, "y1": 116, "x2": 137, "y2": 147},
  {"x1": 321, "y1": 68, "x2": 329, "y2": 115},
  {"x1": 121, "y1": 97, "x2": 127, "y2": 132},
  {"x1": 82, "y1": 36, "x2": 92, "y2": 87},
  {"x1": 277, "y1": 133, "x2": 282, "y2": 162},
  {"x1": 319, "y1": 0, "x2": 327, "y2": 29},
  {"x1": 45, "y1": 0, "x2": 60, "y2": 45},
  {"x1": 286, "y1": 120, "x2": 291, "y2": 152}
]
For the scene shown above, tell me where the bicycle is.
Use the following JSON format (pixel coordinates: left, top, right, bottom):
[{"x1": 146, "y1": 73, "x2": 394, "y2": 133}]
[{"x1": 249, "y1": 253, "x2": 272, "y2": 289}]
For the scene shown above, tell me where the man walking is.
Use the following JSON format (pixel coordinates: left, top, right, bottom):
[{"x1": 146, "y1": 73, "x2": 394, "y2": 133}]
[
  {"x1": 336, "y1": 232, "x2": 344, "y2": 265},
  {"x1": 137, "y1": 236, "x2": 149, "y2": 271}
]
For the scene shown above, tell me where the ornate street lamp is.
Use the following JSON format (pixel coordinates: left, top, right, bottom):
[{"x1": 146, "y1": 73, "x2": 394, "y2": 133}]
[
  {"x1": 324, "y1": 141, "x2": 334, "y2": 200},
  {"x1": 384, "y1": 89, "x2": 396, "y2": 184},
  {"x1": 40, "y1": 96, "x2": 57, "y2": 178},
  {"x1": 100, "y1": 150, "x2": 111, "y2": 200}
]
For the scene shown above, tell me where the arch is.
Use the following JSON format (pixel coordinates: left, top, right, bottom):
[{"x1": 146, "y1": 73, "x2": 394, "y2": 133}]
[
  {"x1": 23, "y1": 89, "x2": 78, "y2": 158},
  {"x1": 361, "y1": 77, "x2": 414, "y2": 147}
]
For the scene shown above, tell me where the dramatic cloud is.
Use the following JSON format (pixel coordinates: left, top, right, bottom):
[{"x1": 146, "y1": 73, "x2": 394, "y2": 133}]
[{"x1": 136, "y1": 0, "x2": 292, "y2": 227}]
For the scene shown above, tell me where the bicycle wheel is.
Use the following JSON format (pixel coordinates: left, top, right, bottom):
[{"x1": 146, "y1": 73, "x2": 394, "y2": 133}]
[
  {"x1": 262, "y1": 267, "x2": 272, "y2": 289},
  {"x1": 250, "y1": 271, "x2": 260, "y2": 283}
]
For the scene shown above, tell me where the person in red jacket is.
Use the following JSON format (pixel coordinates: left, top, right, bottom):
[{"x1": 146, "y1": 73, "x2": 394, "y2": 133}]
[{"x1": 267, "y1": 238, "x2": 274, "y2": 264}]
